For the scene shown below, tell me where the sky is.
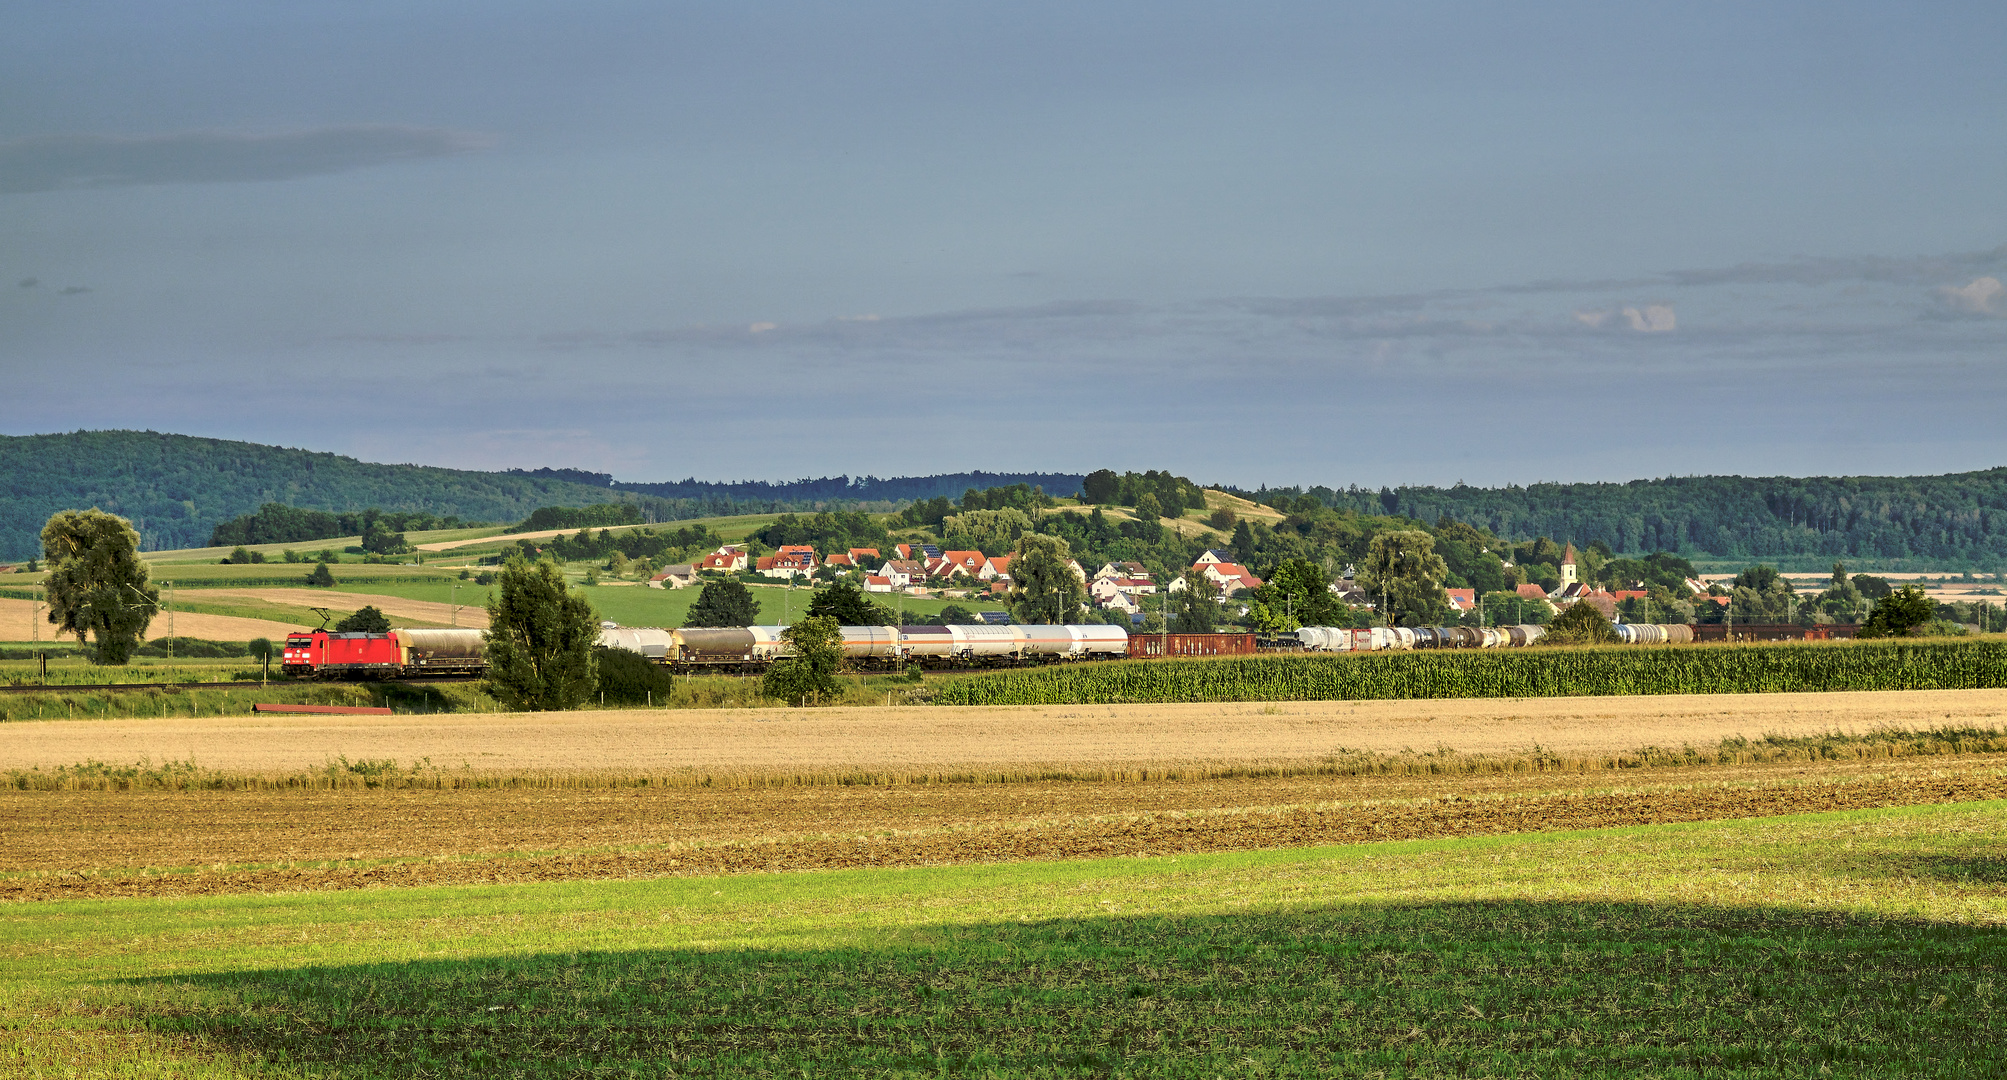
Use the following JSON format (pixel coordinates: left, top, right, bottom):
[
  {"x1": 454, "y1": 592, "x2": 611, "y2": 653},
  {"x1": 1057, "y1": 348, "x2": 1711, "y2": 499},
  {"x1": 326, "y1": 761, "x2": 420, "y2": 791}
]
[{"x1": 4, "y1": 1, "x2": 2005, "y2": 490}]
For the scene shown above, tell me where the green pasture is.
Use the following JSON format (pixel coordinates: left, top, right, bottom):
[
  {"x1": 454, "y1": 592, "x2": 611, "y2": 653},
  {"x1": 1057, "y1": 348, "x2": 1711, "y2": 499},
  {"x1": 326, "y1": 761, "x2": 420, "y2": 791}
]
[
  {"x1": 4, "y1": 802, "x2": 2005, "y2": 1076},
  {"x1": 325, "y1": 578, "x2": 1004, "y2": 629}
]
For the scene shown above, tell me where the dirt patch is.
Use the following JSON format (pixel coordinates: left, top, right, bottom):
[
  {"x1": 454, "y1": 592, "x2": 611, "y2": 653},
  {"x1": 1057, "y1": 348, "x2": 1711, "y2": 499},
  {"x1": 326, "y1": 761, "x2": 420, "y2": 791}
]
[
  {"x1": 4, "y1": 756, "x2": 2001, "y2": 902},
  {"x1": 3, "y1": 688, "x2": 2003, "y2": 777},
  {"x1": 197, "y1": 589, "x2": 488, "y2": 629},
  {"x1": 0, "y1": 597, "x2": 301, "y2": 644}
]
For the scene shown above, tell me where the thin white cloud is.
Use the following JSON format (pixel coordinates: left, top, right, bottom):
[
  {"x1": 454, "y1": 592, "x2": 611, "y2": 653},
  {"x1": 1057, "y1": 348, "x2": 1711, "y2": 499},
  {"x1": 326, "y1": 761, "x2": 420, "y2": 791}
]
[
  {"x1": 0, "y1": 127, "x2": 491, "y2": 194},
  {"x1": 1941, "y1": 276, "x2": 2004, "y2": 316},
  {"x1": 1623, "y1": 305, "x2": 1676, "y2": 332}
]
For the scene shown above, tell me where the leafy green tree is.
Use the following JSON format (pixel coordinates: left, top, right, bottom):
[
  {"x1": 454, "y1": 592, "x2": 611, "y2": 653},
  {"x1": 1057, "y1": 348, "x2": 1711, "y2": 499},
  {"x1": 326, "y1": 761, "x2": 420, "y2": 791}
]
[
  {"x1": 1006, "y1": 534, "x2": 1086, "y2": 624},
  {"x1": 1256, "y1": 558, "x2": 1343, "y2": 627},
  {"x1": 1357, "y1": 530, "x2": 1450, "y2": 627},
  {"x1": 41, "y1": 509, "x2": 156, "y2": 665},
  {"x1": 247, "y1": 637, "x2": 276, "y2": 661},
  {"x1": 685, "y1": 579, "x2": 759, "y2": 627},
  {"x1": 761, "y1": 615, "x2": 844, "y2": 704},
  {"x1": 938, "y1": 605, "x2": 979, "y2": 625},
  {"x1": 1134, "y1": 493, "x2": 1164, "y2": 521},
  {"x1": 595, "y1": 645, "x2": 676, "y2": 705},
  {"x1": 806, "y1": 579, "x2": 892, "y2": 625},
  {"x1": 483, "y1": 555, "x2": 599, "y2": 711},
  {"x1": 1168, "y1": 574, "x2": 1222, "y2": 633},
  {"x1": 334, "y1": 605, "x2": 391, "y2": 633},
  {"x1": 940, "y1": 507, "x2": 1035, "y2": 555},
  {"x1": 305, "y1": 561, "x2": 337, "y2": 587},
  {"x1": 1858, "y1": 584, "x2": 1936, "y2": 638},
  {"x1": 1080, "y1": 469, "x2": 1120, "y2": 504},
  {"x1": 1544, "y1": 600, "x2": 1618, "y2": 645},
  {"x1": 1852, "y1": 574, "x2": 1894, "y2": 600}
]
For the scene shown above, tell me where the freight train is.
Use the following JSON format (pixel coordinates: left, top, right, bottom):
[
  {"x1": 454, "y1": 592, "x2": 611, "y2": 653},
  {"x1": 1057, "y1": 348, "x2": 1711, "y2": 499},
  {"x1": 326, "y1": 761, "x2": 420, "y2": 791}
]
[
  {"x1": 281, "y1": 618, "x2": 1705, "y2": 679},
  {"x1": 281, "y1": 623, "x2": 1132, "y2": 678}
]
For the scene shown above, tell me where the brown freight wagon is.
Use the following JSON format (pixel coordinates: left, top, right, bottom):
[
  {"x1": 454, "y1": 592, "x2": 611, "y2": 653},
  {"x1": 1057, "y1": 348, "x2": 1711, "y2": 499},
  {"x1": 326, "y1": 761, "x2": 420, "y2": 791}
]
[
  {"x1": 1691, "y1": 623, "x2": 1859, "y2": 643},
  {"x1": 1133, "y1": 633, "x2": 1259, "y2": 658}
]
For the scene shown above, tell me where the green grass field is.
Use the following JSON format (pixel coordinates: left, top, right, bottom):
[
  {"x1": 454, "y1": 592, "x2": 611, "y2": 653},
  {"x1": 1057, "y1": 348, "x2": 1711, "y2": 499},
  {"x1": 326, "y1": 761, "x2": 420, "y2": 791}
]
[
  {"x1": 4, "y1": 801, "x2": 2003, "y2": 1077},
  {"x1": 328, "y1": 579, "x2": 1006, "y2": 629}
]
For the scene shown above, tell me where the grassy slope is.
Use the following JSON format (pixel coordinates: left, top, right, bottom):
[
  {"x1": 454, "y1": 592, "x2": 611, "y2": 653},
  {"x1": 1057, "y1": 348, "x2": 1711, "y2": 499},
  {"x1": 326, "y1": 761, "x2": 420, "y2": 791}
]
[{"x1": 3, "y1": 802, "x2": 2003, "y2": 1076}]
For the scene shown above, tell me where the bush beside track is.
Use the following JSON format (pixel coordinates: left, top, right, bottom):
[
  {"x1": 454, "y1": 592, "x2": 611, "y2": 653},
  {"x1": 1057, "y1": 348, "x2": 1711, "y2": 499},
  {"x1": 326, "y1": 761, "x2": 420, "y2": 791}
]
[{"x1": 929, "y1": 639, "x2": 2007, "y2": 705}]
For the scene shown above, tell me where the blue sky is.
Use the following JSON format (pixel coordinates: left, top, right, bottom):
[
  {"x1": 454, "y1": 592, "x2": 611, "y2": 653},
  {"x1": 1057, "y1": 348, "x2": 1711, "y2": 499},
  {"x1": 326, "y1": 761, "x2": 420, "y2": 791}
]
[{"x1": 4, "y1": 2, "x2": 2004, "y2": 488}]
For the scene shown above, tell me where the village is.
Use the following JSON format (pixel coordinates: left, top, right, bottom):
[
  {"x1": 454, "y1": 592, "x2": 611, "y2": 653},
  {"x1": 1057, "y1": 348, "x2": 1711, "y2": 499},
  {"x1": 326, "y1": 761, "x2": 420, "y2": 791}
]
[{"x1": 643, "y1": 538, "x2": 1690, "y2": 627}]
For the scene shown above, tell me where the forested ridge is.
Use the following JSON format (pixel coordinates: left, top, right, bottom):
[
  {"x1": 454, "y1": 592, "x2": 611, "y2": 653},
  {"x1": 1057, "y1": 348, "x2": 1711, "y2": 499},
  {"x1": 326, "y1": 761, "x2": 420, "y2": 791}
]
[
  {"x1": 1248, "y1": 470, "x2": 2007, "y2": 564},
  {"x1": 0, "y1": 431, "x2": 1082, "y2": 559},
  {"x1": 4, "y1": 430, "x2": 2003, "y2": 565}
]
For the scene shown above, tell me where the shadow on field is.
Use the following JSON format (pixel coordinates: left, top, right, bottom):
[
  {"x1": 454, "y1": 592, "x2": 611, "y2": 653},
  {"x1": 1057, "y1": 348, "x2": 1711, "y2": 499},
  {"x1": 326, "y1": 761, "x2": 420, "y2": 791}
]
[{"x1": 130, "y1": 900, "x2": 2007, "y2": 1078}]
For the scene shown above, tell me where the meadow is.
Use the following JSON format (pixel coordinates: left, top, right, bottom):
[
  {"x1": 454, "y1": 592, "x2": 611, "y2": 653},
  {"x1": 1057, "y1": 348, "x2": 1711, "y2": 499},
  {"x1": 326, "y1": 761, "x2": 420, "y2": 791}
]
[{"x1": 5, "y1": 799, "x2": 2005, "y2": 1076}]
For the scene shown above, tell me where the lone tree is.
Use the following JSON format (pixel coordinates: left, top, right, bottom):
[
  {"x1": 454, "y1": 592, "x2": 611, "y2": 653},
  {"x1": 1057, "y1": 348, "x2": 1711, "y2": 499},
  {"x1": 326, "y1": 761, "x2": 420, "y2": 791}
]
[
  {"x1": 1006, "y1": 534, "x2": 1085, "y2": 624},
  {"x1": 41, "y1": 509, "x2": 157, "y2": 665},
  {"x1": 334, "y1": 605, "x2": 391, "y2": 634},
  {"x1": 1858, "y1": 584, "x2": 1936, "y2": 638},
  {"x1": 761, "y1": 614, "x2": 843, "y2": 705},
  {"x1": 1168, "y1": 573, "x2": 1222, "y2": 633},
  {"x1": 305, "y1": 561, "x2": 337, "y2": 587},
  {"x1": 1358, "y1": 530, "x2": 1449, "y2": 627},
  {"x1": 483, "y1": 555, "x2": 599, "y2": 711},
  {"x1": 684, "y1": 579, "x2": 759, "y2": 627},
  {"x1": 806, "y1": 579, "x2": 892, "y2": 625},
  {"x1": 1252, "y1": 558, "x2": 1343, "y2": 631},
  {"x1": 1543, "y1": 600, "x2": 1619, "y2": 646}
]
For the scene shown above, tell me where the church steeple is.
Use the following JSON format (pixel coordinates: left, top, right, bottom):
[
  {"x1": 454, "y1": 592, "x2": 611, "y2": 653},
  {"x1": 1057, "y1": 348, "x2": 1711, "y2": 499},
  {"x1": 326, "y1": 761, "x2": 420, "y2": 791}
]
[{"x1": 1560, "y1": 543, "x2": 1578, "y2": 586}]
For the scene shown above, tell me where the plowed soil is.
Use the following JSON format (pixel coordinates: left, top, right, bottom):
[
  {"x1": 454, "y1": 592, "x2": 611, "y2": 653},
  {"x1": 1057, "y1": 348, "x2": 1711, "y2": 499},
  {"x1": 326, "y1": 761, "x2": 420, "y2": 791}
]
[
  {"x1": 4, "y1": 688, "x2": 2005, "y2": 774},
  {"x1": 0, "y1": 597, "x2": 301, "y2": 643},
  {"x1": 5, "y1": 756, "x2": 2003, "y2": 902}
]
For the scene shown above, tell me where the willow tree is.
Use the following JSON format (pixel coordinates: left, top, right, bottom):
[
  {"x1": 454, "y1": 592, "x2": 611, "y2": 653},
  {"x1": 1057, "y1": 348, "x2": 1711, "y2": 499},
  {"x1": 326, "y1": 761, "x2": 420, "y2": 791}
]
[
  {"x1": 41, "y1": 509, "x2": 157, "y2": 665},
  {"x1": 1357, "y1": 529, "x2": 1449, "y2": 628}
]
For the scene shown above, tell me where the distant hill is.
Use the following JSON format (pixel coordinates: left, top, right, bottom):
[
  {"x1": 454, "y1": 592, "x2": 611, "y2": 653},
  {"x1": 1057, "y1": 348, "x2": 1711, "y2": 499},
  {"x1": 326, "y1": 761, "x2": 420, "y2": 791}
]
[
  {"x1": 612, "y1": 472, "x2": 1086, "y2": 505},
  {"x1": 0, "y1": 431, "x2": 1086, "y2": 559},
  {"x1": 1248, "y1": 468, "x2": 2007, "y2": 564}
]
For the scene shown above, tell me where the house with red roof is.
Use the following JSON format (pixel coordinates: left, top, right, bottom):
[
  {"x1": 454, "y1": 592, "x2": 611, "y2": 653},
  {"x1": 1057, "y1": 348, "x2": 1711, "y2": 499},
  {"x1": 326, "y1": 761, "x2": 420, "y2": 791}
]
[
  {"x1": 937, "y1": 550, "x2": 994, "y2": 580},
  {"x1": 768, "y1": 545, "x2": 817, "y2": 579},
  {"x1": 699, "y1": 546, "x2": 747, "y2": 573}
]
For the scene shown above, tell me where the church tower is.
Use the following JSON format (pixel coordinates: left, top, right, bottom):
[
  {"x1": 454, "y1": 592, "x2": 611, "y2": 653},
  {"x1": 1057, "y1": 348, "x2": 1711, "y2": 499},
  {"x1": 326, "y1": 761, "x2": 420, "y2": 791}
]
[{"x1": 1560, "y1": 543, "x2": 1578, "y2": 587}]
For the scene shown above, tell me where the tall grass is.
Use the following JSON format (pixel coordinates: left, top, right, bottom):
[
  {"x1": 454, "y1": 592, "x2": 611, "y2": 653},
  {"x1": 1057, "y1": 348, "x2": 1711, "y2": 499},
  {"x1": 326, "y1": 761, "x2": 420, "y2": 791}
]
[
  {"x1": 8, "y1": 726, "x2": 2003, "y2": 792},
  {"x1": 931, "y1": 639, "x2": 2007, "y2": 706}
]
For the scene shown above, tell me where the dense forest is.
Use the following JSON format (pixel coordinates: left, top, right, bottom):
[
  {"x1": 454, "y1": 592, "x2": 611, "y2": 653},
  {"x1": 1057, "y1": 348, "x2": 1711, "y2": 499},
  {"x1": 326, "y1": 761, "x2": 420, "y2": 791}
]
[
  {"x1": 0, "y1": 432, "x2": 1082, "y2": 559},
  {"x1": 1239, "y1": 470, "x2": 2007, "y2": 564}
]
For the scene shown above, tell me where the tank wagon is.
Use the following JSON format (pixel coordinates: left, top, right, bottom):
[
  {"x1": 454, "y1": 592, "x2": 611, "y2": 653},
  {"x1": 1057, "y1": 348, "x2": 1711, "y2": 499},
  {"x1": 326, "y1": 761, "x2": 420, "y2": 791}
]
[
  {"x1": 1296, "y1": 621, "x2": 1708, "y2": 652},
  {"x1": 601, "y1": 624, "x2": 1132, "y2": 671}
]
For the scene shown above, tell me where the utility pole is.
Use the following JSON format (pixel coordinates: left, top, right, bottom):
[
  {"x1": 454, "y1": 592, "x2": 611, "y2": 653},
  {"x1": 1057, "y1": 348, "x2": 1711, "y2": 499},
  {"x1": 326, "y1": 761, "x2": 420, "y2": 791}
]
[{"x1": 451, "y1": 582, "x2": 461, "y2": 628}]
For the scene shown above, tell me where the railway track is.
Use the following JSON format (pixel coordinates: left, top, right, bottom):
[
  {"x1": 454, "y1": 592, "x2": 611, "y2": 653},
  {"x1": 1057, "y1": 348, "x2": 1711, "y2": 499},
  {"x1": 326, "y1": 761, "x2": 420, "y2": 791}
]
[{"x1": 0, "y1": 677, "x2": 481, "y2": 695}]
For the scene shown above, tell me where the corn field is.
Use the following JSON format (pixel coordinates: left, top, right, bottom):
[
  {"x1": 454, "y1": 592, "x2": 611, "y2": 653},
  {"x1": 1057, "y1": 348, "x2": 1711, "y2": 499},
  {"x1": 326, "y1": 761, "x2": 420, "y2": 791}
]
[{"x1": 930, "y1": 639, "x2": 2007, "y2": 706}]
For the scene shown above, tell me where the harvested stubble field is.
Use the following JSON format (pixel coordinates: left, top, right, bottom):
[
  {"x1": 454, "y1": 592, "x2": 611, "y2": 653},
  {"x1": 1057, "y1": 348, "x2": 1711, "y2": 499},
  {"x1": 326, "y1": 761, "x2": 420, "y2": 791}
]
[
  {"x1": 0, "y1": 596, "x2": 300, "y2": 642},
  {"x1": 4, "y1": 687, "x2": 2006, "y2": 779},
  {"x1": 5, "y1": 754, "x2": 2005, "y2": 902}
]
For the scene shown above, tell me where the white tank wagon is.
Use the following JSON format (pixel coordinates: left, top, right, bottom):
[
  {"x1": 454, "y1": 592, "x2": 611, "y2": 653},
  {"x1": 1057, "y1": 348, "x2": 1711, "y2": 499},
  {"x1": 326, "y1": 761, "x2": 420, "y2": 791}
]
[
  {"x1": 596, "y1": 627, "x2": 677, "y2": 660},
  {"x1": 1295, "y1": 624, "x2": 1550, "y2": 653},
  {"x1": 1612, "y1": 623, "x2": 1695, "y2": 645}
]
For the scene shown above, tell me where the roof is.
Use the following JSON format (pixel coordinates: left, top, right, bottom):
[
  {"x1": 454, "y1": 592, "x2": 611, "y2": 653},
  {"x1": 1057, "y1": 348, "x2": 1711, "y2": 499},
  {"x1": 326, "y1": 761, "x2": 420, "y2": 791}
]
[
  {"x1": 848, "y1": 548, "x2": 880, "y2": 558},
  {"x1": 1204, "y1": 562, "x2": 1254, "y2": 578},
  {"x1": 1561, "y1": 542, "x2": 1578, "y2": 565},
  {"x1": 989, "y1": 553, "x2": 1013, "y2": 572},
  {"x1": 865, "y1": 575, "x2": 891, "y2": 586},
  {"x1": 824, "y1": 554, "x2": 854, "y2": 566},
  {"x1": 942, "y1": 550, "x2": 986, "y2": 569},
  {"x1": 1515, "y1": 583, "x2": 1549, "y2": 599},
  {"x1": 1611, "y1": 590, "x2": 1649, "y2": 602}
]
